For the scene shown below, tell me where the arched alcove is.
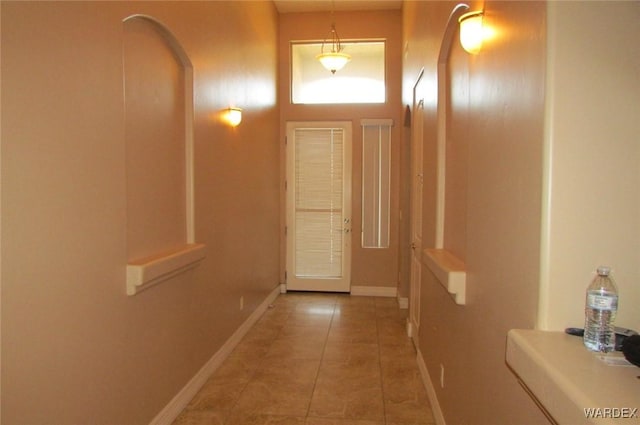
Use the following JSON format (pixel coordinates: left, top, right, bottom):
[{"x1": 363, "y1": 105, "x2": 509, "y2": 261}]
[
  {"x1": 123, "y1": 15, "x2": 203, "y2": 296},
  {"x1": 423, "y1": 4, "x2": 469, "y2": 305}
]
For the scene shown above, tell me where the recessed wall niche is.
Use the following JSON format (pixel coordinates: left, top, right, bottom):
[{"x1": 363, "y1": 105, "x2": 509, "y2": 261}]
[
  {"x1": 423, "y1": 4, "x2": 469, "y2": 305},
  {"x1": 123, "y1": 15, "x2": 204, "y2": 296}
]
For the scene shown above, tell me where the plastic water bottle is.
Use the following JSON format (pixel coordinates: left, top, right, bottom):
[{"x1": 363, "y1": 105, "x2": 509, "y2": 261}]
[{"x1": 583, "y1": 266, "x2": 618, "y2": 352}]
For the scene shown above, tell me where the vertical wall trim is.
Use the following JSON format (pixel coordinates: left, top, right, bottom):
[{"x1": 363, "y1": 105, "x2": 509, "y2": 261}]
[
  {"x1": 0, "y1": 4, "x2": 3, "y2": 419},
  {"x1": 537, "y1": 2, "x2": 557, "y2": 331},
  {"x1": 184, "y1": 69, "x2": 195, "y2": 243},
  {"x1": 435, "y1": 4, "x2": 470, "y2": 249}
]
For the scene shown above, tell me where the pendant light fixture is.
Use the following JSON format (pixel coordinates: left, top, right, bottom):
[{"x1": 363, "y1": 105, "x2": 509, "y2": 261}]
[{"x1": 316, "y1": 3, "x2": 351, "y2": 74}]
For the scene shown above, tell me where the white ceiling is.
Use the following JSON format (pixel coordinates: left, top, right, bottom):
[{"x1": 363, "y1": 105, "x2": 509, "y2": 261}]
[{"x1": 273, "y1": 0, "x2": 402, "y2": 13}]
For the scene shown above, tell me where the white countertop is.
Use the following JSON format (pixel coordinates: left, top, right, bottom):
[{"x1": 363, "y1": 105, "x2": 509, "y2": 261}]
[{"x1": 506, "y1": 329, "x2": 640, "y2": 424}]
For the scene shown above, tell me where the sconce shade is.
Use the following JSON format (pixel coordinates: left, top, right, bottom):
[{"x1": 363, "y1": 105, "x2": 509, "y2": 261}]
[
  {"x1": 226, "y1": 107, "x2": 242, "y2": 127},
  {"x1": 458, "y1": 11, "x2": 484, "y2": 54},
  {"x1": 316, "y1": 23, "x2": 351, "y2": 74}
]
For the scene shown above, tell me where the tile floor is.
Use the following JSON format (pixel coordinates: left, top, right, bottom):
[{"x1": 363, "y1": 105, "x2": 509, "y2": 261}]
[{"x1": 173, "y1": 292, "x2": 435, "y2": 425}]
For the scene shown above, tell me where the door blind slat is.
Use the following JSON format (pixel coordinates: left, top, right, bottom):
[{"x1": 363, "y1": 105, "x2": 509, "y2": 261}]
[{"x1": 294, "y1": 128, "x2": 344, "y2": 278}]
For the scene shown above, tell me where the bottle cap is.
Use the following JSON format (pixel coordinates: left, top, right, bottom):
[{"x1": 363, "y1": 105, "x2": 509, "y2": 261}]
[{"x1": 597, "y1": 266, "x2": 611, "y2": 276}]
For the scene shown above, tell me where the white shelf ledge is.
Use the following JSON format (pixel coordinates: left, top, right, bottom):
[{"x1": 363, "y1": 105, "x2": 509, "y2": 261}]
[
  {"x1": 423, "y1": 248, "x2": 466, "y2": 305},
  {"x1": 506, "y1": 329, "x2": 640, "y2": 424},
  {"x1": 126, "y1": 243, "x2": 206, "y2": 296}
]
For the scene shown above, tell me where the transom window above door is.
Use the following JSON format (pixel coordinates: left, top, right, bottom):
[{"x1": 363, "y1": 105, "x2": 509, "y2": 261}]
[{"x1": 291, "y1": 41, "x2": 386, "y2": 104}]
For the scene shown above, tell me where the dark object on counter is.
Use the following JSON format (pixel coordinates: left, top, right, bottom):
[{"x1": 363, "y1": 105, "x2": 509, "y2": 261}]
[
  {"x1": 565, "y1": 327, "x2": 584, "y2": 337},
  {"x1": 564, "y1": 326, "x2": 638, "y2": 351},
  {"x1": 621, "y1": 335, "x2": 640, "y2": 367},
  {"x1": 615, "y1": 327, "x2": 639, "y2": 351}
]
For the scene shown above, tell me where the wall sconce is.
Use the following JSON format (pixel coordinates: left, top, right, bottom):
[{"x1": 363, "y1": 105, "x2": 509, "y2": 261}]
[
  {"x1": 458, "y1": 10, "x2": 484, "y2": 54},
  {"x1": 225, "y1": 107, "x2": 242, "y2": 127}
]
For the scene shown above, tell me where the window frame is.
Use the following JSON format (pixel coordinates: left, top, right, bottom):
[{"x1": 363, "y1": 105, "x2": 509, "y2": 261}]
[{"x1": 290, "y1": 39, "x2": 387, "y2": 105}]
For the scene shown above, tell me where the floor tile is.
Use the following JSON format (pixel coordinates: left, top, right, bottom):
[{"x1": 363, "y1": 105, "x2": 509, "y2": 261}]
[
  {"x1": 330, "y1": 313, "x2": 377, "y2": 329},
  {"x1": 287, "y1": 310, "x2": 334, "y2": 328},
  {"x1": 326, "y1": 325, "x2": 378, "y2": 345},
  {"x1": 225, "y1": 412, "x2": 306, "y2": 425},
  {"x1": 305, "y1": 418, "x2": 383, "y2": 425},
  {"x1": 173, "y1": 408, "x2": 225, "y2": 425},
  {"x1": 206, "y1": 355, "x2": 260, "y2": 386},
  {"x1": 254, "y1": 357, "x2": 321, "y2": 381},
  {"x1": 230, "y1": 357, "x2": 320, "y2": 418},
  {"x1": 184, "y1": 380, "x2": 245, "y2": 412},
  {"x1": 173, "y1": 292, "x2": 436, "y2": 425},
  {"x1": 266, "y1": 336, "x2": 327, "y2": 360},
  {"x1": 383, "y1": 377, "x2": 434, "y2": 424},
  {"x1": 307, "y1": 383, "x2": 385, "y2": 421},
  {"x1": 279, "y1": 324, "x2": 330, "y2": 339},
  {"x1": 231, "y1": 378, "x2": 315, "y2": 417},
  {"x1": 322, "y1": 342, "x2": 379, "y2": 363}
]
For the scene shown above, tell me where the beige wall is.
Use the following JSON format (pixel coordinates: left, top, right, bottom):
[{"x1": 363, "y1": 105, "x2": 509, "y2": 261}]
[
  {"x1": 4, "y1": 1, "x2": 636, "y2": 424},
  {"x1": 403, "y1": 1, "x2": 549, "y2": 423},
  {"x1": 1, "y1": 1, "x2": 279, "y2": 423},
  {"x1": 404, "y1": 1, "x2": 640, "y2": 423},
  {"x1": 278, "y1": 10, "x2": 403, "y2": 291},
  {"x1": 540, "y1": 1, "x2": 640, "y2": 333}
]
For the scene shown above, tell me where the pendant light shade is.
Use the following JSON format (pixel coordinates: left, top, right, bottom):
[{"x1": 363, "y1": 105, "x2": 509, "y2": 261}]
[
  {"x1": 316, "y1": 23, "x2": 351, "y2": 74},
  {"x1": 317, "y1": 52, "x2": 351, "y2": 74}
]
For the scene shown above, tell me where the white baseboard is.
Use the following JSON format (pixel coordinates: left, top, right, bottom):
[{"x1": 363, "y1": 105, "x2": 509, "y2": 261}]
[
  {"x1": 350, "y1": 285, "x2": 397, "y2": 297},
  {"x1": 149, "y1": 285, "x2": 281, "y2": 425},
  {"x1": 397, "y1": 296, "x2": 409, "y2": 309},
  {"x1": 416, "y1": 348, "x2": 446, "y2": 425}
]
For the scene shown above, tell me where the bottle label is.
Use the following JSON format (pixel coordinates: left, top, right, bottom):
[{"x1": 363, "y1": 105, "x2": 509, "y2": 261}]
[{"x1": 587, "y1": 293, "x2": 618, "y2": 310}]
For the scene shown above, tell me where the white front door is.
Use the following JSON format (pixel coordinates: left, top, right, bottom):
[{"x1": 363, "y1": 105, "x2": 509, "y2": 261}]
[
  {"x1": 286, "y1": 122, "x2": 352, "y2": 292},
  {"x1": 408, "y1": 71, "x2": 425, "y2": 343}
]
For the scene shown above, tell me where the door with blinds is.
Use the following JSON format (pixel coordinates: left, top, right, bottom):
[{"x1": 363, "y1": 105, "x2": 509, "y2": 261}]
[{"x1": 286, "y1": 122, "x2": 352, "y2": 292}]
